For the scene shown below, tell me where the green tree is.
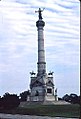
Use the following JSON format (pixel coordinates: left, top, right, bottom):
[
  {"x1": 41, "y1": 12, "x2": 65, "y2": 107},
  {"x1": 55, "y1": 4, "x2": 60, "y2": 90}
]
[
  {"x1": 20, "y1": 90, "x2": 30, "y2": 101},
  {"x1": 2, "y1": 92, "x2": 20, "y2": 109},
  {"x1": 62, "y1": 93, "x2": 80, "y2": 104}
]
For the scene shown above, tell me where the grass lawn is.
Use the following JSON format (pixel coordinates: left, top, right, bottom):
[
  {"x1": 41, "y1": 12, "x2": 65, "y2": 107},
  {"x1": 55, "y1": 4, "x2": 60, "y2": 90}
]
[{"x1": 0, "y1": 104, "x2": 80, "y2": 118}]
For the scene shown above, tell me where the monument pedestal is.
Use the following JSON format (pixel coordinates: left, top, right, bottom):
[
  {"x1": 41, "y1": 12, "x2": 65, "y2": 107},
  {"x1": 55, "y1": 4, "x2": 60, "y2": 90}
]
[{"x1": 29, "y1": 73, "x2": 57, "y2": 102}]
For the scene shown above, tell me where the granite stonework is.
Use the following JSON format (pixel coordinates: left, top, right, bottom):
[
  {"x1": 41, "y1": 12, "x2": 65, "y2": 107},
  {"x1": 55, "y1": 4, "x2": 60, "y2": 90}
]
[{"x1": 29, "y1": 8, "x2": 57, "y2": 103}]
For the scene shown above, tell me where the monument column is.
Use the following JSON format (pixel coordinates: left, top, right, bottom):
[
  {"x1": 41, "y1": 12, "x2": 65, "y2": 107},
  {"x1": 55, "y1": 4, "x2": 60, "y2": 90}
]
[
  {"x1": 29, "y1": 8, "x2": 56, "y2": 102},
  {"x1": 36, "y1": 8, "x2": 46, "y2": 75}
]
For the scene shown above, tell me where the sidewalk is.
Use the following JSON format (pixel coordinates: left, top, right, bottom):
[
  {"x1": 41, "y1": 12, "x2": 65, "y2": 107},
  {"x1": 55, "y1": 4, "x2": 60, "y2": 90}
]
[{"x1": 0, "y1": 113, "x2": 79, "y2": 119}]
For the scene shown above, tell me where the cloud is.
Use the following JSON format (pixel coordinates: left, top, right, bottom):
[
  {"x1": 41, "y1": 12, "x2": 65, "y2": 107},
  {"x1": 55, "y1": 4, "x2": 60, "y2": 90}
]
[{"x1": 0, "y1": 0, "x2": 80, "y2": 97}]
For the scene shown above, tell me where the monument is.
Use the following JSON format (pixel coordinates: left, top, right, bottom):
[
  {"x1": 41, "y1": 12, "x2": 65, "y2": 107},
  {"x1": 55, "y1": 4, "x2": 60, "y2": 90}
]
[{"x1": 29, "y1": 8, "x2": 58, "y2": 102}]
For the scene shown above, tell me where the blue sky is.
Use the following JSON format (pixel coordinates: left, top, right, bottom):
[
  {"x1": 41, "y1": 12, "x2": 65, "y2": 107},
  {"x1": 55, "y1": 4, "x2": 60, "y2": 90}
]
[{"x1": 0, "y1": 0, "x2": 80, "y2": 97}]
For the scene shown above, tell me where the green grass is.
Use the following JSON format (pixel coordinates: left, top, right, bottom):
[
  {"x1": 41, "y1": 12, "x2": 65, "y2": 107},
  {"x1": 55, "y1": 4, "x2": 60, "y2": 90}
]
[{"x1": 0, "y1": 104, "x2": 80, "y2": 118}]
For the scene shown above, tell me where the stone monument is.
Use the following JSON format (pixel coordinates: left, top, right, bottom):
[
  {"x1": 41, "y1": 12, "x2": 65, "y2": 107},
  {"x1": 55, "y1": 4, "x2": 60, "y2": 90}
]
[{"x1": 29, "y1": 8, "x2": 58, "y2": 102}]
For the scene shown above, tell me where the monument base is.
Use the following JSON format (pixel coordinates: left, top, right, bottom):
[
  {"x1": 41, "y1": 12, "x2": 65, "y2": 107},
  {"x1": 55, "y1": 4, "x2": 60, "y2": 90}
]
[
  {"x1": 19, "y1": 100, "x2": 70, "y2": 107},
  {"x1": 30, "y1": 73, "x2": 57, "y2": 102}
]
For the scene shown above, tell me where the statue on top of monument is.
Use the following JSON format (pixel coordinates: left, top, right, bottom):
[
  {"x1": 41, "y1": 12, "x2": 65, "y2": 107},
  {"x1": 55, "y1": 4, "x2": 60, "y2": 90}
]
[{"x1": 35, "y1": 8, "x2": 45, "y2": 19}]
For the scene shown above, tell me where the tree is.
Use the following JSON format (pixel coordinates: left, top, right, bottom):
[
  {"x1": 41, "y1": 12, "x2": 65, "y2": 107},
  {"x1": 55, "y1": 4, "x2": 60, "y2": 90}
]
[
  {"x1": 62, "y1": 94, "x2": 70, "y2": 102},
  {"x1": 1, "y1": 93, "x2": 20, "y2": 109},
  {"x1": 69, "y1": 93, "x2": 80, "y2": 104},
  {"x1": 0, "y1": 97, "x2": 3, "y2": 109},
  {"x1": 62, "y1": 93, "x2": 80, "y2": 104},
  {"x1": 19, "y1": 90, "x2": 30, "y2": 101}
]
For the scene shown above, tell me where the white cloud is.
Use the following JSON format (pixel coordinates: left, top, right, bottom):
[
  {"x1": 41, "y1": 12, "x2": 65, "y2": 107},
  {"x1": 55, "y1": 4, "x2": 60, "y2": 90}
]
[{"x1": 0, "y1": 0, "x2": 80, "y2": 96}]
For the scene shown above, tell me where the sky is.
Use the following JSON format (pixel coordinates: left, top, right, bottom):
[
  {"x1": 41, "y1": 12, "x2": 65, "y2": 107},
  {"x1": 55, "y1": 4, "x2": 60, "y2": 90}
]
[{"x1": 0, "y1": 0, "x2": 80, "y2": 97}]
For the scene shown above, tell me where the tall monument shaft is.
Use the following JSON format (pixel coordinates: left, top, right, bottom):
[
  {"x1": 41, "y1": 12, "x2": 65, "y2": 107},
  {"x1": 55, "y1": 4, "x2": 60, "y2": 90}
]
[
  {"x1": 29, "y1": 8, "x2": 57, "y2": 102},
  {"x1": 36, "y1": 20, "x2": 46, "y2": 75}
]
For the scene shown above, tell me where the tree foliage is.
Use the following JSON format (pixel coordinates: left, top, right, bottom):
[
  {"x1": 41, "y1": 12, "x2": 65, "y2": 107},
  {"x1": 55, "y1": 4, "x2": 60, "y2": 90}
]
[
  {"x1": 0, "y1": 93, "x2": 20, "y2": 109},
  {"x1": 62, "y1": 93, "x2": 80, "y2": 104},
  {"x1": 19, "y1": 90, "x2": 30, "y2": 101}
]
